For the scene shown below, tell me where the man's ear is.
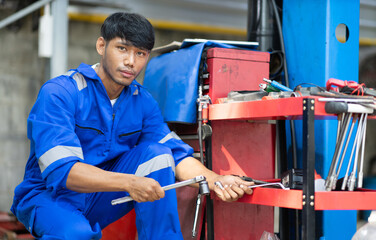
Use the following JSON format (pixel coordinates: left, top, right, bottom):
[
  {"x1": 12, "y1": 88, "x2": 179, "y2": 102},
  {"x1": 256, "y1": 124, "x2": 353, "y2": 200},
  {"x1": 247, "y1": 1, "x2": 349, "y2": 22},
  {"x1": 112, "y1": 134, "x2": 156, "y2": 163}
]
[{"x1": 96, "y1": 37, "x2": 106, "y2": 56}]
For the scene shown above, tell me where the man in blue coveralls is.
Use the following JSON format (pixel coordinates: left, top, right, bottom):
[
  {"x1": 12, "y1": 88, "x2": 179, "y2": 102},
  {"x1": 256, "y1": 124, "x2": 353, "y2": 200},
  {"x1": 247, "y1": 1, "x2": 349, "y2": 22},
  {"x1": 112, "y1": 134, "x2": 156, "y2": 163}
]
[{"x1": 11, "y1": 12, "x2": 254, "y2": 239}]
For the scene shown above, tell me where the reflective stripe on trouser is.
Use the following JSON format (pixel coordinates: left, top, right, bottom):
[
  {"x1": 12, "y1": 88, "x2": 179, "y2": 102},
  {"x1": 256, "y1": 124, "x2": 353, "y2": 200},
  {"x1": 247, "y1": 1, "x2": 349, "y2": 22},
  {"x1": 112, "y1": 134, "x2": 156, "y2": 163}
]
[
  {"x1": 85, "y1": 142, "x2": 183, "y2": 240},
  {"x1": 19, "y1": 142, "x2": 182, "y2": 240}
]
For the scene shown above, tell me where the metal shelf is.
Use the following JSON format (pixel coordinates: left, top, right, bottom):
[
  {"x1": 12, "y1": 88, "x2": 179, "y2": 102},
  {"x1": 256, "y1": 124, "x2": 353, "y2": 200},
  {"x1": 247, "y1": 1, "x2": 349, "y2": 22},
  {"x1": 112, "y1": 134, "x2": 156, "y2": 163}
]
[
  {"x1": 209, "y1": 97, "x2": 331, "y2": 121},
  {"x1": 209, "y1": 96, "x2": 375, "y2": 121},
  {"x1": 236, "y1": 187, "x2": 376, "y2": 210}
]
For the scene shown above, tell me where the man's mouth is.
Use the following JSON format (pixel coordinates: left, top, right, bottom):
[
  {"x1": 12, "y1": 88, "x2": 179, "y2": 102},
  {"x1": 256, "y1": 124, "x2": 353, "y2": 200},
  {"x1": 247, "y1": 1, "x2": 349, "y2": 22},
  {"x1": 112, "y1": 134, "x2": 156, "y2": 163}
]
[{"x1": 119, "y1": 69, "x2": 135, "y2": 78}]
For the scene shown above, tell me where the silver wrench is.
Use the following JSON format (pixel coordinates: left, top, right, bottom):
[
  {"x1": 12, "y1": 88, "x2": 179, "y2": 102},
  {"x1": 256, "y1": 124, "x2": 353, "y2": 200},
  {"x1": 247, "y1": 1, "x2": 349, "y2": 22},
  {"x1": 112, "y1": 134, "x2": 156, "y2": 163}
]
[
  {"x1": 334, "y1": 116, "x2": 357, "y2": 188},
  {"x1": 331, "y1": 113, "x2": 354, "y2": 190},
  {"x1": 342, "y1": 114, "x2": 363, "y2": 190},
  {"x1": 326, "y1": 113, "x2": 351, "y2": 191},
  {"x1": 348, "y1": 114, "x2": 366, "y2": 191},
  {"x1": 358, "y1": 113, "x2": 368, "y2": 188},
  {"x1": 111, "y1": 175, "x2": 206, "y2": 205}
]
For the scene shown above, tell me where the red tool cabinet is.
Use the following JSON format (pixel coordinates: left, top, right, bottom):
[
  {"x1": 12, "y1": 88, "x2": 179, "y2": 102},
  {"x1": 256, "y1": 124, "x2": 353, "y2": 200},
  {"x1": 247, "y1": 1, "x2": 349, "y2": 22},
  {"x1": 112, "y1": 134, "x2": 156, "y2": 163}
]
[
  {"x1": 204, "y1": 48, "x2": 274, "y2": 239},
  {"x1": 205, "y1": 47, "x2": 270, "y2": 102}
]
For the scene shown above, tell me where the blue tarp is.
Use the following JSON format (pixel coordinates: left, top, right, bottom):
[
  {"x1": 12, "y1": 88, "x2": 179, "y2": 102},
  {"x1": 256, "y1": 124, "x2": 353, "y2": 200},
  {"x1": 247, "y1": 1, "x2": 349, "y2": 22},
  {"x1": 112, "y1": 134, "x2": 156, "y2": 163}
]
[{"x1": 143, "y1": 41, "x2": 255, "y2": 124}]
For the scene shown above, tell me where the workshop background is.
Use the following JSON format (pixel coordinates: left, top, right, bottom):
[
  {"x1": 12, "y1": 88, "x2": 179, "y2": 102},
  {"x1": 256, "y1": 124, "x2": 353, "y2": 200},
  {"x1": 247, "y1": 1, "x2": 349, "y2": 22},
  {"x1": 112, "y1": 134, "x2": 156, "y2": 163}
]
[{"x1": 0, "y1": 0, "x2": 376, "y2": 239}]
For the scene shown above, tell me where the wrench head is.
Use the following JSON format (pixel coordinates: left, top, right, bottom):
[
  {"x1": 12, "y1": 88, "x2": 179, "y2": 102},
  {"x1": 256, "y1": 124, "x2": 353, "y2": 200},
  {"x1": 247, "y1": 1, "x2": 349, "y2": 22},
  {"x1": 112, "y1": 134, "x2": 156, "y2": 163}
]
[
  {"x1": 195, "y1": 175, "x2": 206, "y2": 183},
  {"x1": 199, "y1": 180, "x2": 210, "y2": 195}
]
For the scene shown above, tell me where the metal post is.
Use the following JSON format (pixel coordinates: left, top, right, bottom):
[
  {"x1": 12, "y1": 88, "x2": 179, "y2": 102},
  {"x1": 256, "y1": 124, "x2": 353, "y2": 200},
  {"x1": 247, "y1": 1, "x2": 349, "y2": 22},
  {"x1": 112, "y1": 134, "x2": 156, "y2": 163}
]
[
  {"x1": 247, "y1": 0, "x2": 274, "y2": 51},
  {"x1": 0, "y1": 0, "x2": 54, "y2": 29},
  {"x1": 51, "y1": 0, "x2": 68, "y2": 78},
  {"x1": 259, "y1": 0, "x2": 273, "y2": 52},
  {"x1": 283, "y1": 0, "x2": 359, "y2": 238},
  {"x1": 302, "y1": 98, "x2": 316, "y2": 240}
]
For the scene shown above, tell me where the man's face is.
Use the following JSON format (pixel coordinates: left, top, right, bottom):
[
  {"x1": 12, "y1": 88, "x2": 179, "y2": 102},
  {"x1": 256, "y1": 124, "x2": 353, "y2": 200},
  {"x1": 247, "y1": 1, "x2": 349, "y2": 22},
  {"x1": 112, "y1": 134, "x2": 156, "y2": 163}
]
[{"x1": 96, "y1": 37, "x2": 150, "y2": 87}]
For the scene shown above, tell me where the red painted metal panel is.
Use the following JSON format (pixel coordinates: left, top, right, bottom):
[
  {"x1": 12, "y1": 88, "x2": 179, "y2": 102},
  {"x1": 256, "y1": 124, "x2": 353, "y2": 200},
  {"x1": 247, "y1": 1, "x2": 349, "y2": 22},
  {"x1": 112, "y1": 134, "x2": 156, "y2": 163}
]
[
  {"x1": 211, "y1": 120, "x2": 275, "y2": 239},
  {"x1": 102, "y1": 210, "x2": 137, "y2": 240},
  {"x1": 235, "y1": 188, "x2": 376, "y2": 210},
  {"x1": 209, "y1": 97, "x2": 338, "y2": 121},
  {"x1": 213, "y1": 201, "x2": 273, "y2": 240},
  {"x1": 238, "y1": 188, "x2": 303, "y2": 209},
  {"x1": 207, "y1": 48, "x2": 270, "y2": 62},
  {"x1": 315, "y1": 190, "x2": 376, "y2": 210},
  {"x1": 206, "y1": 48, "x2": 270, "y2": 102},
  {"x1": 207, "y1": 48, "x2": 274, "y2": 240}
]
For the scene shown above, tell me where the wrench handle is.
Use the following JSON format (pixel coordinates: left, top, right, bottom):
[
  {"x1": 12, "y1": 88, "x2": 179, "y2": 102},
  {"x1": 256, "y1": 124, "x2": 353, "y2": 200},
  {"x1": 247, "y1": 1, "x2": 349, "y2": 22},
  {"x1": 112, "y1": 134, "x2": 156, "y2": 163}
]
[
  {"x1": 192, "y1": 194, "x2": 202, "y2": 237},
  {"x1": 111, "y1": 175, "x2": 205, "y2": 205}
]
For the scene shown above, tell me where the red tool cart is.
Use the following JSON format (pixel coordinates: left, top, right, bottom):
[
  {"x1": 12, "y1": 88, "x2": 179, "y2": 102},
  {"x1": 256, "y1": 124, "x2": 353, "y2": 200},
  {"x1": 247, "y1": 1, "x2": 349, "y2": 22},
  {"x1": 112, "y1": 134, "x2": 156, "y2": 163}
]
[{"x1": 209, "y1": 97, "x2": 376, "y2": 240}]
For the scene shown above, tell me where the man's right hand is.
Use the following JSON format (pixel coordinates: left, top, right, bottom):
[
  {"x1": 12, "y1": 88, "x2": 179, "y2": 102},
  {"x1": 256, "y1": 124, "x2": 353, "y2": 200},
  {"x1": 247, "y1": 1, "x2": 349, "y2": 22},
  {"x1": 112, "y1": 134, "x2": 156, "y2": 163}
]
[
  {"x1": 66, "y1": 162, "x2": 165, "y2": 202},
  {"x1": 126, "y1": 176, "x2": 165, "y2": 202}
]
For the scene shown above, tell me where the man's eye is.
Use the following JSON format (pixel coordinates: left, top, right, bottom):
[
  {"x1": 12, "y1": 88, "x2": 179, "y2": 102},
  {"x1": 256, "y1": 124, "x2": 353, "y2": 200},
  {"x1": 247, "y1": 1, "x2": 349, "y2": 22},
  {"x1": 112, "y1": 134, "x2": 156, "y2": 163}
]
[
  {"x1": 137, "y1": 52, "x2": 146, "y2": 57},
  {"x1": 118, "y1": 46, "x2": 126, "y2": 51}
]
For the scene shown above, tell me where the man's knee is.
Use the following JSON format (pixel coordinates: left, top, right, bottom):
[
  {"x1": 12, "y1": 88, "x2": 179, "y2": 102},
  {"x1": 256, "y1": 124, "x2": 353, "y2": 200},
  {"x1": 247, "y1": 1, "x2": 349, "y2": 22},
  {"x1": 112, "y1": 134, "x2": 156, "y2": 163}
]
[
  {"x1": 64, "y1": 221, "x2": 101, "y2": 240},
  {"x1": 134, "y1": 143, "x2": 175, "y2": 177},
  {"x1": 37, "y1": 221, "x2": 101, "y2": 240},
  {"x1": 32, "y1": 204, "x2": 102, "y2": 240}
]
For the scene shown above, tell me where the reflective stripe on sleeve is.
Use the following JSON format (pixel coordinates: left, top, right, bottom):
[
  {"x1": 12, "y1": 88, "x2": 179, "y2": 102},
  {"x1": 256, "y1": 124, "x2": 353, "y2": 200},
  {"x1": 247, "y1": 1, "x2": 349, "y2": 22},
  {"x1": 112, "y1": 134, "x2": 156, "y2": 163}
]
[
  {"x1": 72, "y1": 72, "x2": 87, "y2": 91},
  {"x1": 38, "y1": 145, "x2": 84, "y2": 173},
  {"x1": 134, "y1": 154, "x2": 175, "y2": 177},
  {"x1": 158, "y1": 131, "x2": 181, "y2": 144},
  {"x1": 63, "y1": 70, "x2": 75, "y2": 76}
]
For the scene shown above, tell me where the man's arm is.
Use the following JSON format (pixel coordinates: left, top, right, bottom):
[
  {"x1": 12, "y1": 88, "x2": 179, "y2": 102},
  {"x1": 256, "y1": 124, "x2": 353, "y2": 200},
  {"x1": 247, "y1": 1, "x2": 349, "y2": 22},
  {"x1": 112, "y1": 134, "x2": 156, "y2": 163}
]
[
  {"x1": 66, "y1": 162, "x2": 165, "y2": 202},
  {"x1": 175, "y1": 157, "x2": 254, "y2": 202}
]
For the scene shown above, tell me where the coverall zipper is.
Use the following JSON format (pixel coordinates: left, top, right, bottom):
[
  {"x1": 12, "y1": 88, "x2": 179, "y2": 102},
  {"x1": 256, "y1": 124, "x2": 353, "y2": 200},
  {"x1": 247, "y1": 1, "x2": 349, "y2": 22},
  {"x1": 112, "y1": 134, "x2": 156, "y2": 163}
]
[
  {"x1": 75, "y1": 124, "x2": 104, "y2": 135},
  {"x1": 119, "y1": 130, "x2": 142, "y2": 137}
]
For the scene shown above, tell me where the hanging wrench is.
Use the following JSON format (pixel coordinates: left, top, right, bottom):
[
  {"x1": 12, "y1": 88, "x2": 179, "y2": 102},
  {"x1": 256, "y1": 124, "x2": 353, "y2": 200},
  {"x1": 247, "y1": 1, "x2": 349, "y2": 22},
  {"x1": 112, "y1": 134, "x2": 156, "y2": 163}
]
[
  {"x1": 334, "y1": 115, "x2": 357, "y2": 188},
  {"x1": 358, "y1": 113, "x2": 368, "y2": 188},
  {"x1": 325, "y1": 113, "x2": 351, "y2": 191},
  {"x1": 342, "y1": 114, "x2": 364, "y2": 190},
  {"x1": 348, "y1": 114, "x2": 366, "y2": 191},
  {"x1": 330, "y1": 113, "x2": 353, "y2": 190}
]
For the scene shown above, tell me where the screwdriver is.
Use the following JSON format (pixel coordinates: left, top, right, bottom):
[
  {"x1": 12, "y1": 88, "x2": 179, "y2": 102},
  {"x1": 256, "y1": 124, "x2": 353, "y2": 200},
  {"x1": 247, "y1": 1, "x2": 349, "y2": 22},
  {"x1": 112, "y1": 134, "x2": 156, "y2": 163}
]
[
  {"x1": 259, "y1": 83, "x2": 280, "y2": 93},
  {"x1": 263, "y1": 78, "x2": 293, "y2": 92}
]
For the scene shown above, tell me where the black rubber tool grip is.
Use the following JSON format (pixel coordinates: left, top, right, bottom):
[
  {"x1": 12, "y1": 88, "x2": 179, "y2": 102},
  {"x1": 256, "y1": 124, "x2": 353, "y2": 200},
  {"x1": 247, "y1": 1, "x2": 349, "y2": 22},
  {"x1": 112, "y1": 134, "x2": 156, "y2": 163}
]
[{"x1": 325, "y1": 101, "x2": 348, "y2": 114}]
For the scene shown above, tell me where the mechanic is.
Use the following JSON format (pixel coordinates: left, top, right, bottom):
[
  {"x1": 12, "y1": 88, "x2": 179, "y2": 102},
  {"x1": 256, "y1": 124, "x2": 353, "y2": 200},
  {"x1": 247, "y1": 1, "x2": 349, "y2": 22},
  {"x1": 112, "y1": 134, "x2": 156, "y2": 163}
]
[{"x1": 11, "y1": 12, "x2": 254, "y2": 240}]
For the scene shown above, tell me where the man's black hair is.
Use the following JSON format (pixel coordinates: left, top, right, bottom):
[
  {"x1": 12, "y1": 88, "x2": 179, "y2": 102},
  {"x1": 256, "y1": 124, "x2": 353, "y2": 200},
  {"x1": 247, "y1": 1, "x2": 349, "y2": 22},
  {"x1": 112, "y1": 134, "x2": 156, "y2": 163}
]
[{"x1": 101, "y1": 12, "x2": 155, "y2": 51}]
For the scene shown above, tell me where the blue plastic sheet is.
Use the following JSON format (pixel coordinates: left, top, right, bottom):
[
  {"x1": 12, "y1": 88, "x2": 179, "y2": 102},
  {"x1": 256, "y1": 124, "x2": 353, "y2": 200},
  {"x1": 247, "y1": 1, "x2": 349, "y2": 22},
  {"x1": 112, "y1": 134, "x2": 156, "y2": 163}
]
[{"x1": 143, "y1": 41, "x2": 253, "y2": 123}]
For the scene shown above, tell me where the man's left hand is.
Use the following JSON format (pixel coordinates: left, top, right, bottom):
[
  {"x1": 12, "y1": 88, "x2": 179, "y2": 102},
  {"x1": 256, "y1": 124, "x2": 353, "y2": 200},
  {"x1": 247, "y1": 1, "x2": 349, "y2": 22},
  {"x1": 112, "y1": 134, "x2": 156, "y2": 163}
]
[{"x1": 213, "y1": 175, "x2": 254, "y2": 202}]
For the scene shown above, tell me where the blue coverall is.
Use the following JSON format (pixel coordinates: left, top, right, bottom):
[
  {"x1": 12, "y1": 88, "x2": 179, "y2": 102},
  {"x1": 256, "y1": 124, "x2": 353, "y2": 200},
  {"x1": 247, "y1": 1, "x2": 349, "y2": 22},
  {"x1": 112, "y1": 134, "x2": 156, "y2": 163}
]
[{"x1": 11, "y1": 63, "x2": 193, "y2": 240}]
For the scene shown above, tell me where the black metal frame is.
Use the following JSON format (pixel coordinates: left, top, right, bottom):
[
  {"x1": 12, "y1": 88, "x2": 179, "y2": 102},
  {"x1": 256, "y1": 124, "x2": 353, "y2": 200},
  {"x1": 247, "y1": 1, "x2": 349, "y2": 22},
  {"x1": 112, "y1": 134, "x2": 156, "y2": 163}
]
[
  {"x1": 205, "y1": 135, "x2": 214, "y2": 240},
  {"x1": 302, "y1": 98, "x2": 316, "y2": 240}
]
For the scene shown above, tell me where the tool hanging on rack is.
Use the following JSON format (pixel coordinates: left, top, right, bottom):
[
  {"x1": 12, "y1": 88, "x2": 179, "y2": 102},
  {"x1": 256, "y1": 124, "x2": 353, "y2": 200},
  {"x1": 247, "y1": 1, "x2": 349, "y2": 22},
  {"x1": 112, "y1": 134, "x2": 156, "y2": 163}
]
[
  {"x1": 322, "y1": 99, "x2": 373, "y2": 191},
  {"x1": 197, "y1": 94, "x2": 212, "y2": 165}
]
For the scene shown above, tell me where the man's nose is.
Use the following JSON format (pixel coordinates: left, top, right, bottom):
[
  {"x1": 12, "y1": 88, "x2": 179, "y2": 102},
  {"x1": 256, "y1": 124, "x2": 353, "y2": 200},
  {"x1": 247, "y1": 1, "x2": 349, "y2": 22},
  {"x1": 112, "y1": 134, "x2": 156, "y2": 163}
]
[{"x1": 124, "y1": 52, "x2": 135, "y2": 67}]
